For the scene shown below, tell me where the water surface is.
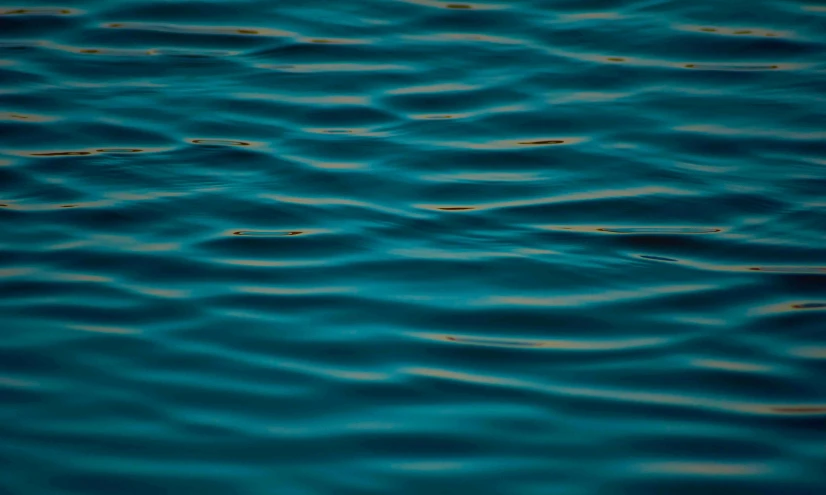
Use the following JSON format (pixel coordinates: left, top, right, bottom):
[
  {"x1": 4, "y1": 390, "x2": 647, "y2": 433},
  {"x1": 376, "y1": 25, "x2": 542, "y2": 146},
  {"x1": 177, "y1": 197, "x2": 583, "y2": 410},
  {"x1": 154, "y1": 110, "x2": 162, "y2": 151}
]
[{"x1": 2, "y1": 1, "x2": 826, "y2": 493}]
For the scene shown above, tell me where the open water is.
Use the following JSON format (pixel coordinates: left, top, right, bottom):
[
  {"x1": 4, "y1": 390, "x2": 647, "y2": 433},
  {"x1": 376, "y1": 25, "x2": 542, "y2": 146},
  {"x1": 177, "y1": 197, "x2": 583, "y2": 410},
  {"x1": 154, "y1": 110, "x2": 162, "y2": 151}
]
[{"x1": 1, "y1": 1, "x2": 826, "y2": 494}]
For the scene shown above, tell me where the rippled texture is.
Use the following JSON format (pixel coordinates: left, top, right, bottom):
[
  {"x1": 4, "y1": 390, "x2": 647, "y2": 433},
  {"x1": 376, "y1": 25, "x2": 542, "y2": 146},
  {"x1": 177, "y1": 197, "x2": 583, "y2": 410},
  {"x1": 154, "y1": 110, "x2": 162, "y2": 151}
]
[{"x1": 2, "y1": 1, "x2": 826, "y2": 493}]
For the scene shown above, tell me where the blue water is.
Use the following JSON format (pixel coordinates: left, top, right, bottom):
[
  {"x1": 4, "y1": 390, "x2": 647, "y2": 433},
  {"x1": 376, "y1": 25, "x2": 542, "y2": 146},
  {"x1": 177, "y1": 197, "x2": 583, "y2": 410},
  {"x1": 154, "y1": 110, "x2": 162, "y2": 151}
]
[{"x1": 2, "y1": 1, "x2": 826, "y2": 493}]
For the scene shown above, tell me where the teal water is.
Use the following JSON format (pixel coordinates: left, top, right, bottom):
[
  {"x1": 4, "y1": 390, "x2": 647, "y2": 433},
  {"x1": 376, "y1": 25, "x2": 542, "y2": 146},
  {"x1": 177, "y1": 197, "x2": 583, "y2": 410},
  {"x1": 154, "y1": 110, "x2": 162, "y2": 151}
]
[{"x1": 2, "y1": 1, "x2": 826, "y2": 493}]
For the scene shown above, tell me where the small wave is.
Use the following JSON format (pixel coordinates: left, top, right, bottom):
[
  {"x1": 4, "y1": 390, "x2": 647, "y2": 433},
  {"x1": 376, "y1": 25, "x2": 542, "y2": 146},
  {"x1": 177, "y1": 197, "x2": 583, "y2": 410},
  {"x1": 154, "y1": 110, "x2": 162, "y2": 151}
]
[
  {"x1": 103, "y1": 22, "x2": 296, "y2": 38},
  {"x1": 8, "y1": 146, "x2": 172, "y2": 158},
  {"x1": 413, "y1": 332, "x2": 666, "y2": 351},
  {"x1": 540, "y1": 226, "x2": 723, "y2": 235},
  {"x1": 189, "y1": 139, "x2": 261, "y2": 147},
  {"x1": 399, "y1": 0, "x2": 508, "y2": 10},
  {"x1": 229, "y1": 229, "x2": 329, "y2": 237},
  {"x1": 1, "y1": 7, "x2": 81, "y2": 15}
]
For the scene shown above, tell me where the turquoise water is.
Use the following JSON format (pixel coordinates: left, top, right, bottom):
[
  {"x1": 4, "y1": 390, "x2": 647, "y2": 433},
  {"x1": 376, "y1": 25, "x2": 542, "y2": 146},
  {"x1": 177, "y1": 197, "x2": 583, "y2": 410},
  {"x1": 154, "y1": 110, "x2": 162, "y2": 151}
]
[{"x1": 2, "y1": 1, "x2": 826, "y2": 493}]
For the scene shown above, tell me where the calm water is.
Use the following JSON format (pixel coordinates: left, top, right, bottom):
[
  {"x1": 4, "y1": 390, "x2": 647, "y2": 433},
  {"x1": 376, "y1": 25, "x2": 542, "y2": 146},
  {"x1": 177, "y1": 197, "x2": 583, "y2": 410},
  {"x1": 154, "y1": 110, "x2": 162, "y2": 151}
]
[{"x1": 2, "y1": 1, "x2": 826, "y2": 493}]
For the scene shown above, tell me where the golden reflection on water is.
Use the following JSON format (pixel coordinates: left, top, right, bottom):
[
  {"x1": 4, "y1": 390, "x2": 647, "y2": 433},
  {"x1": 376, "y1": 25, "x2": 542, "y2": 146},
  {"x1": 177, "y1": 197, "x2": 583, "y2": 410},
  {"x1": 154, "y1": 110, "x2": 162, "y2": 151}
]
[
  {"x1": 747, "y1": 266, "x2": 826, "y2": 274},
  {"x1": 0, "y1": 8, "x2": 79, "y2": 15},
  {"x1": 565, "y1": 12, "x2": 623, "y2": 20},
  {"x1": 439, "y1": 136, "x2": 586, "y2": 150},
  {"x1": 0, "y1": 199, "x2": 117, "y2": 211},
  {"x1": 403, "y1": 33, "x2": 522, "y2": 44},
  {"x1": 389, "y1": 83, "x2": 478, "y2": 95},
  {"x1": 46, "y1": 41, "x2": 159, "y2": 57},
  {"x1": 108, "y1": 191, "x2": 186, "y2": 201},
  {"x1": 539, "y1": 225, "x2": 723, "y2": 234},
  {"x1": 230, "y1": 229, "x2": 329, "y2": 237},
  {"x1": 104, "y1": 22, "x2": 296, "y2": 38},
  {"x1": 564, "y1": 50, "x2": 802, "y2": 71},
  {"x1": 767, "y1": 406, "x2": 826, "y2": 415},
  {"x1": 326, "y1": 369, "x2": 388, "y2": 381},
  {"x1": 31, "y1": 151, "x2": 93, "y2": 156},
  {"x1": 0, "y1": 268, "x2": 37, "y2": 278},
  {"x1": 14, "y1": 147, "x2": 170, "y2": 158},
  {"x1": 300, "y1": 37, "x2": 370, "y2": 45},
  {"x1": 400, "y1": 0, "x2": 507, "y2": 10},
  {"x1": 415, "y1": 332, "x2": 665, "y2": 351},
  {"x1": 405, "y1": 367, "x2": 515, "y2": 386},
  {"x1": 132, "y1": 243, "x2": 181, "y2": 253},
  {"x1": 0, "y1": 112, "x2": 57, "y2": 122},
  {"x1": 789, "y1": 347, "x2": 826, "y2": 359},
  {"x1": 257, "y1": 63, "x2": 412, "y2": 73},
  {"x1": 278, "y1": 361, "x2": 390, "y2": 382},
  {"x1": 45, "y1": 235, "x2": 181, "y2": 254},
  {"x1": 190, "y1": 139, "x2": 255, "y2": 147},
  {"x1": 691, "y1": 359, "x2": 771, "y2": 373},
  {"x1": 236, "y1": 286, "x2": 354, "y2": 296},
  {"x1": 128, "y1": 286, "x2": 191, "y2": 299},
  {"x1": 677, "y1": 24, "x2": 788, "y2": 37},
  {"x1": 213, "y1": 258, "x2": 325, "y2": 268},
  {"x1": 638, "y1": 461, "x2": 772, "y2": 476},
  {"x1": 284, "y1": 155, "x2": 366, "y2": 170},
  {"x1": 421, "y1": 171, "x2": 540, "y2": 183},
  {"x1": 750, "y1": 301, "x2": 826, "y2": 316},
  {"x1": 54, "y1": 273, "x2": 113, "y2": 283},
  {"x1": 518, "y1": 139, "x2": 567, "y2": 145},
  {"x1": 410, "y1": 113, "x2": 468, "y2": 120},
  {"x1": 303, "y1": 127, "x2": 388, "y2": 136},
  {"x1": 392, "y1": 247, "x2": 522, "y2": 260},
  {"x1": 683, "y1": 63, "x2": 781, "y2": 70}
]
